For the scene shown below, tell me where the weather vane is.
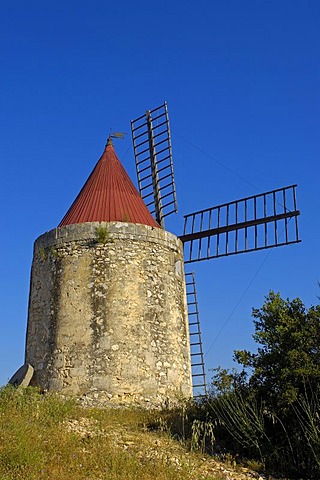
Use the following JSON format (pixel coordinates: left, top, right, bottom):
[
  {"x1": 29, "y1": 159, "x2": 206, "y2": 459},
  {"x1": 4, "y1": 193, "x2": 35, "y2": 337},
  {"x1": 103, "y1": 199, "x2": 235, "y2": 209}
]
[{"x1": 108, "y1": 129, "x2": 127, "y2": 140}]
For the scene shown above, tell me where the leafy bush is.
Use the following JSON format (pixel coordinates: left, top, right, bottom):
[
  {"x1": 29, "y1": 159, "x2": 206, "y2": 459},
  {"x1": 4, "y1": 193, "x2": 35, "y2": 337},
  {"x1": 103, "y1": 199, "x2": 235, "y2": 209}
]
[{"x1": 205, "y1": 291, "x2": 320, "y2": 479}]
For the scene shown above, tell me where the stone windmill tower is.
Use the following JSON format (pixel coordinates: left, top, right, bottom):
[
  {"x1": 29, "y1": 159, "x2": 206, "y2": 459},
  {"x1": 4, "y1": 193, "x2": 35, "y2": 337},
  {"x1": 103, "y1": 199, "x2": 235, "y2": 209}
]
[
  {"x1": 25, "y1": 137, "x2": 192, "y2": 407},
  {"x1": 24, "y1": 102, "x2": 300, "y2": 406}
]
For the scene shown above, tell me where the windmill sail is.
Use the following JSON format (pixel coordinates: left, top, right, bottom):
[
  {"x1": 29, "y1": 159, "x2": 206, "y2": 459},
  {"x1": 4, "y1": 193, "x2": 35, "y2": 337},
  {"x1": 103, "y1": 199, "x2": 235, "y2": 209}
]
[
  {"x1": 181, "y1": 184, "x2": 300, "y2": 263},
  {"x1": 130, "y1": 101, "x2": 301, "y2": 400},
  {"x1": 131, "y1": 102, "x2": 178, "y2": 227}
]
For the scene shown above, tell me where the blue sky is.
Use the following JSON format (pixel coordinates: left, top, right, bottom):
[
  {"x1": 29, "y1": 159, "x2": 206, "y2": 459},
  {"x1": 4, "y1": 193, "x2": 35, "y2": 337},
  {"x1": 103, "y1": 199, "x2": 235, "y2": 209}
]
[{"x1": 0, "y1": 0, "x2": 319, "y2": 387}]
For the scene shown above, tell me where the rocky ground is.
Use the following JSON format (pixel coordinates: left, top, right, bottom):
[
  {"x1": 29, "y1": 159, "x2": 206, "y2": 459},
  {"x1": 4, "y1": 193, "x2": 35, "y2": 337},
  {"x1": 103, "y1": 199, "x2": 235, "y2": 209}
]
[{"x1": 64, "y1": 417, "x2": 277, "y2": 480}]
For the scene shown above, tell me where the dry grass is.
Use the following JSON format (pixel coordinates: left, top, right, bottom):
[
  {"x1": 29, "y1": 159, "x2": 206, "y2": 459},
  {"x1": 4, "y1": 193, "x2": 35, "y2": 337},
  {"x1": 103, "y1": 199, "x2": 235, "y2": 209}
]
[{"x1": 0, "y1": 386, "x2": 225, "y2": 480}]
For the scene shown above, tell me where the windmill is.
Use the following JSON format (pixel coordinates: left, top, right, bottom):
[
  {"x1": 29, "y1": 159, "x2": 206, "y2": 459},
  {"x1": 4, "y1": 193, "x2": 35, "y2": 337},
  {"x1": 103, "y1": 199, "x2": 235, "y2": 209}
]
[{"x1": 130, "y1": 102, "x2": 301, "y2": 398}]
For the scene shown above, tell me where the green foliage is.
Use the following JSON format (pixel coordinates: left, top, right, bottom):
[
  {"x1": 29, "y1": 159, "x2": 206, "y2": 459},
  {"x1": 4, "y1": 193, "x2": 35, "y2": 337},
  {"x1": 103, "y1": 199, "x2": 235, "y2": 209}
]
[
  {"x1": 49, "y1": 247, "x2": 60, "y2": 259},
  {"x1": 293, "y1": 383, "x2": 320, "y2": 471},
  {"x1": 210, "y1": 367, "x2": 247, "y2": 397},
  {"x1": 208, "y1": 391, "x2": 268, "y2": 462},
  {"x1": 207, "y1": 291, "x2": 320, "y2": 479},
  {"x1": 190, "y1": 419, "x2": 215, "y2": 453},
  {"x1": 234, "y1": 291, "x2": 320, "y2": 408},
  {"x1": 0, "y1": 386, "x2": 77, "y2": 479},
  {"x1": 150, "y1": 402, "x2": 217, "y2": 456},
  {"x1": 0, "y1": 387, "x2": 221, "y2": 480},
  {"x1": 38, "y1": 247, "x2": 47, "y2": 260},
  {"x1": 38, "y1": 247, "x2": 62, "y2": 260},
  {"x1": 96, "y1": 225, "x2": 110, "y2": 243}
]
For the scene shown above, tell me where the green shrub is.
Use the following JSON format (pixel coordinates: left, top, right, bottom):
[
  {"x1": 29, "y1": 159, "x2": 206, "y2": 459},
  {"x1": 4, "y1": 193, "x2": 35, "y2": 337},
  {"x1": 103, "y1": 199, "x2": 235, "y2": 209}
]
[{"x1": 96, "y1": 225, "x2": 110, "y2": 243}]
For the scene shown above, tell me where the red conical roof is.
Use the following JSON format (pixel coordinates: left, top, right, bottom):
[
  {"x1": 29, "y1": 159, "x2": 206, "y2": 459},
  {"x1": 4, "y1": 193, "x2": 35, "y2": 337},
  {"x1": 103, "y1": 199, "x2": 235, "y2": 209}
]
[{"x1": 59, "y1": 139, "x2": 160, "y2": 228}]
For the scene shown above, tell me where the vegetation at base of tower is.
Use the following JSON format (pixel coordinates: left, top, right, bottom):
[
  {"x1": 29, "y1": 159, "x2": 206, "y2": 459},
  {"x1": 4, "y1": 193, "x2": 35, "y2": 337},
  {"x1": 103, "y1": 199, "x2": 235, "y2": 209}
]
[
  {"x1": 0, "y1": 386, "x2": 227, "y2": 480},
  {"x1": 154, "y1": 291, "x2": 320, "y2": 479},
  {"x1": 207, "y1": 291, "x2": 320, "y2": 479},
  {"x1": 1, "y1": 292, "x2": 318, "y2": 479}
]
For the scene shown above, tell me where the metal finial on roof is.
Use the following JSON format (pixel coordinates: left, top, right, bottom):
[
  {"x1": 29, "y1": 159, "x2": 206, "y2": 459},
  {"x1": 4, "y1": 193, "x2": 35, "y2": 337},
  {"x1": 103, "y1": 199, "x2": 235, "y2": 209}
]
[
  {"x1": 107, "y1": 131, "x2": 126, "y2": 147},
  {"x1": 112, "y1": 132, "x2": 126, "y2": 138}
]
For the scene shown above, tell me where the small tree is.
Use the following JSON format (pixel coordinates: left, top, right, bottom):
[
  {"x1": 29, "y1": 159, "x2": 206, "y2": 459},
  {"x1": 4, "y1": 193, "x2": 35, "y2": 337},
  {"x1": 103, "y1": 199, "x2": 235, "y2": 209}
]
[
  {"x1": 233, "y1": 291, "x2": 320, "y2": 410},
  {"x1": 208, "y1": 291, "x2": 320, "y2": 478}
]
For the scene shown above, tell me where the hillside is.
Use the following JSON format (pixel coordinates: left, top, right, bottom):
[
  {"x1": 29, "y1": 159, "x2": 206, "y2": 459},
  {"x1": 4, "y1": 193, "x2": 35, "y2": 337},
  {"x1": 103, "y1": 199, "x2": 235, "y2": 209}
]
[{"x1": 0, "y1": 386, "x2": 266, "y2": 480}]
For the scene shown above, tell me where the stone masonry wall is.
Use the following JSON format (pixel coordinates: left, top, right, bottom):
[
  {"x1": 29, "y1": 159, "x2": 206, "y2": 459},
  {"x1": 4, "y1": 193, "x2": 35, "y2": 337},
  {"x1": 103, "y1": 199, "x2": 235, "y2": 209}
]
[{"x1": 26, "y1": 222, "x2": 192, "y2": 407}]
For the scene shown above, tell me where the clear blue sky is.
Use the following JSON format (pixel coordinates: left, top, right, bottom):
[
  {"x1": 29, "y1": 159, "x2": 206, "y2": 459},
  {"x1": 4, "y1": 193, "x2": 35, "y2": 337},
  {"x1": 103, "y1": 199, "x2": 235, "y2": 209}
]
[{"x1": 1, "y1": 0, "x2": 319, "y2": 387}]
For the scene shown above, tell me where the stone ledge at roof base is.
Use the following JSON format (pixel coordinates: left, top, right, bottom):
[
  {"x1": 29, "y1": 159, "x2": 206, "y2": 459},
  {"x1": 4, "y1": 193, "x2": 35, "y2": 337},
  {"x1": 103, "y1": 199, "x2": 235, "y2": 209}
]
[{"x1": 34, "y1": 221, "x2": 181, "y2": 251}]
